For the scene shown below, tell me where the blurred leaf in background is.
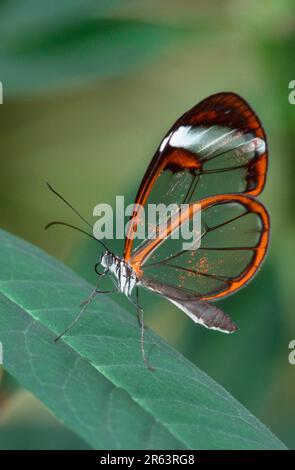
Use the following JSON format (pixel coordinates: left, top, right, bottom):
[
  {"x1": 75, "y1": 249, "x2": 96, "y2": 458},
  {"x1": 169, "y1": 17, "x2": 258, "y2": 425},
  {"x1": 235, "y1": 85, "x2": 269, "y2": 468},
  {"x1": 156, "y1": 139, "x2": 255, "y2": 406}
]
[
  {"x1": 0, "y1": 0, "x2": 294, "y2": 450},
  {"x1": 0, "y1": 0, "x2": 185, "y2": 94},
  {"x1": 0, "y1": 389, "x2": 90, "y2": 450}
]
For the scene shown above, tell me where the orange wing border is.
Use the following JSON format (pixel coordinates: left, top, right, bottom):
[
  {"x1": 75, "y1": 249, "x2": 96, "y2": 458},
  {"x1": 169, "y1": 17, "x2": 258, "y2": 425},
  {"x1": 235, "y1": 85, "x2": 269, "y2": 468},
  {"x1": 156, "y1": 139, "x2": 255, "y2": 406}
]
[
  {"x1": 124, "y1": 92, "x2": 268, "y2": 261},
  {"x1": 129, "y1": 194, "x2": 270, "y2": 301}
]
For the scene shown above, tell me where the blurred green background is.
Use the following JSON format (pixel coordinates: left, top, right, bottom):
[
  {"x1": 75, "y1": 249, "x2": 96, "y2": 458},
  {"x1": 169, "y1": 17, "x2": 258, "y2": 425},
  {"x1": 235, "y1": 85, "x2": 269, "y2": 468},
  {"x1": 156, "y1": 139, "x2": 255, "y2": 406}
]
[{"x1": 0, "y1": 0, "x2": 294, "y2": 450}]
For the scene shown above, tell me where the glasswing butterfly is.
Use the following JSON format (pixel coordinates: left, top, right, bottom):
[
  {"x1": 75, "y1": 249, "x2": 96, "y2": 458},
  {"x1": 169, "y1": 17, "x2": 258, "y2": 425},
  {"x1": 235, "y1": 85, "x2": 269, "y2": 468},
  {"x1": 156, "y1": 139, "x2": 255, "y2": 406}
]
[{"x1": 47, "y1": 92, "x2": 269, "y2": 370}]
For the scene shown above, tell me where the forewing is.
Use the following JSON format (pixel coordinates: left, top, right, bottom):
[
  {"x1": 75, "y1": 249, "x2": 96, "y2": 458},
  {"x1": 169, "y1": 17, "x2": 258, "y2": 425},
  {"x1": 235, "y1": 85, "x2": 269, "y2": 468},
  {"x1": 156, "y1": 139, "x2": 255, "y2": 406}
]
[{"x1": 124, "y1": 92, "x2": 267, "y2": 260}]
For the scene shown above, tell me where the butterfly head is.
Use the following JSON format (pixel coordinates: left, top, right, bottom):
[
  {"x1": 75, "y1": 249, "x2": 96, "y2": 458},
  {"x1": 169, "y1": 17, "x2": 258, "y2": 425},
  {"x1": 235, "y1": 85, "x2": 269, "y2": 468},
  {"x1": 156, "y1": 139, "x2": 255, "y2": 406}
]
[{"x1": 100, "y1": 250, "x2": 114, "y2": 270}]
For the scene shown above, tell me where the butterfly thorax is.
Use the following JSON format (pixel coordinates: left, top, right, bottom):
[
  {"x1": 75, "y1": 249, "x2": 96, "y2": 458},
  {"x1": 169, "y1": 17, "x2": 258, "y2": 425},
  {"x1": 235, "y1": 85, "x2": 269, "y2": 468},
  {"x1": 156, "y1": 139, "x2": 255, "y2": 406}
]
[{"x1": 100, "y1": 251, "x2": 137, "y2": 297}]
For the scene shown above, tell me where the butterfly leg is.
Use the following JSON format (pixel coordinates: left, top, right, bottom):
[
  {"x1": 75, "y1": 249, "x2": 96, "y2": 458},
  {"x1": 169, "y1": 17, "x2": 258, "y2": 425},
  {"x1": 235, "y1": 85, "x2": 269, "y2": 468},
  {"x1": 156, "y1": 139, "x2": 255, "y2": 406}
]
[
  {"x1": 54, "y1": 286, "x2": 98, "y2": 342},
  {"x1": 130, "y1": 287, "x2": 155, "y2": 371},
  {"x1": 79, "y1": 288, "x2": 118, "y2": 307},
  {"x1": 135, "y1": 287, "x2": 144, "y2": 328},
  {"x1": 55, "y1": 270, "x2": 116, "y2": 342},
  {"x1": 79, "y1": 267, "x2": 118, "y2": 308}
]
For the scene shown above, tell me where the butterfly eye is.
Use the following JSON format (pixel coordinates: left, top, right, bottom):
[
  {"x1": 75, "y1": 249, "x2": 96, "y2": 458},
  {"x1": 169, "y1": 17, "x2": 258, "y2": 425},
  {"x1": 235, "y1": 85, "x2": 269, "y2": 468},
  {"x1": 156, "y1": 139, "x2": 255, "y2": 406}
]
[{"x1": 100, "y1": 253, "x2": 109, "y2": 268}]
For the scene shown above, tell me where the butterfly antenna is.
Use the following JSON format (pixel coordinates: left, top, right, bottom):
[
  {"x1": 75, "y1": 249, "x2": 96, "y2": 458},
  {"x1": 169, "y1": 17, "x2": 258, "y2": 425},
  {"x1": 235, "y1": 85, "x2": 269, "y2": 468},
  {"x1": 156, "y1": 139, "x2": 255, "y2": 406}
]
[
  {"x1": 46, "y1": 182, "x2": 92, "y2": 229},
  {"x1": 46, "y1": 182, "x2": 109, "y2": 251},
  {"x1": 45, "y1": 221, "x2": 109, "y2": 251}
]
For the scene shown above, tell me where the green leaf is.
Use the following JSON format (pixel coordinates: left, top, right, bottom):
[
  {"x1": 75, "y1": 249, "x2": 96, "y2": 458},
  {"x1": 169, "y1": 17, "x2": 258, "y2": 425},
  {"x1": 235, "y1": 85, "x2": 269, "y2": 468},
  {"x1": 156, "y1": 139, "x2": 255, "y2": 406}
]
[
  {"x1": 0, "y1": 0, "x2": 182, "y2": 95},
  {"x1": 0, "y1": 229, "x2": 286, "y2": 449}
]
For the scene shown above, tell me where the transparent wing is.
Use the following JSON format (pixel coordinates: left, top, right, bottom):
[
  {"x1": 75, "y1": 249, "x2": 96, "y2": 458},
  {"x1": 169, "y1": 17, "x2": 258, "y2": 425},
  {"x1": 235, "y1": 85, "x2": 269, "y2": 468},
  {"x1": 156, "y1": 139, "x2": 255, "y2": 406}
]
[
  {"x1": 140, "y1": 278, "x2": 238, "y2": 333},
  {"x1": 124, "y1": 92, "x2": 267, "y2": 260},
  {"x1": 133, "y1": 195, "x2": 269, "y2": 301}
]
